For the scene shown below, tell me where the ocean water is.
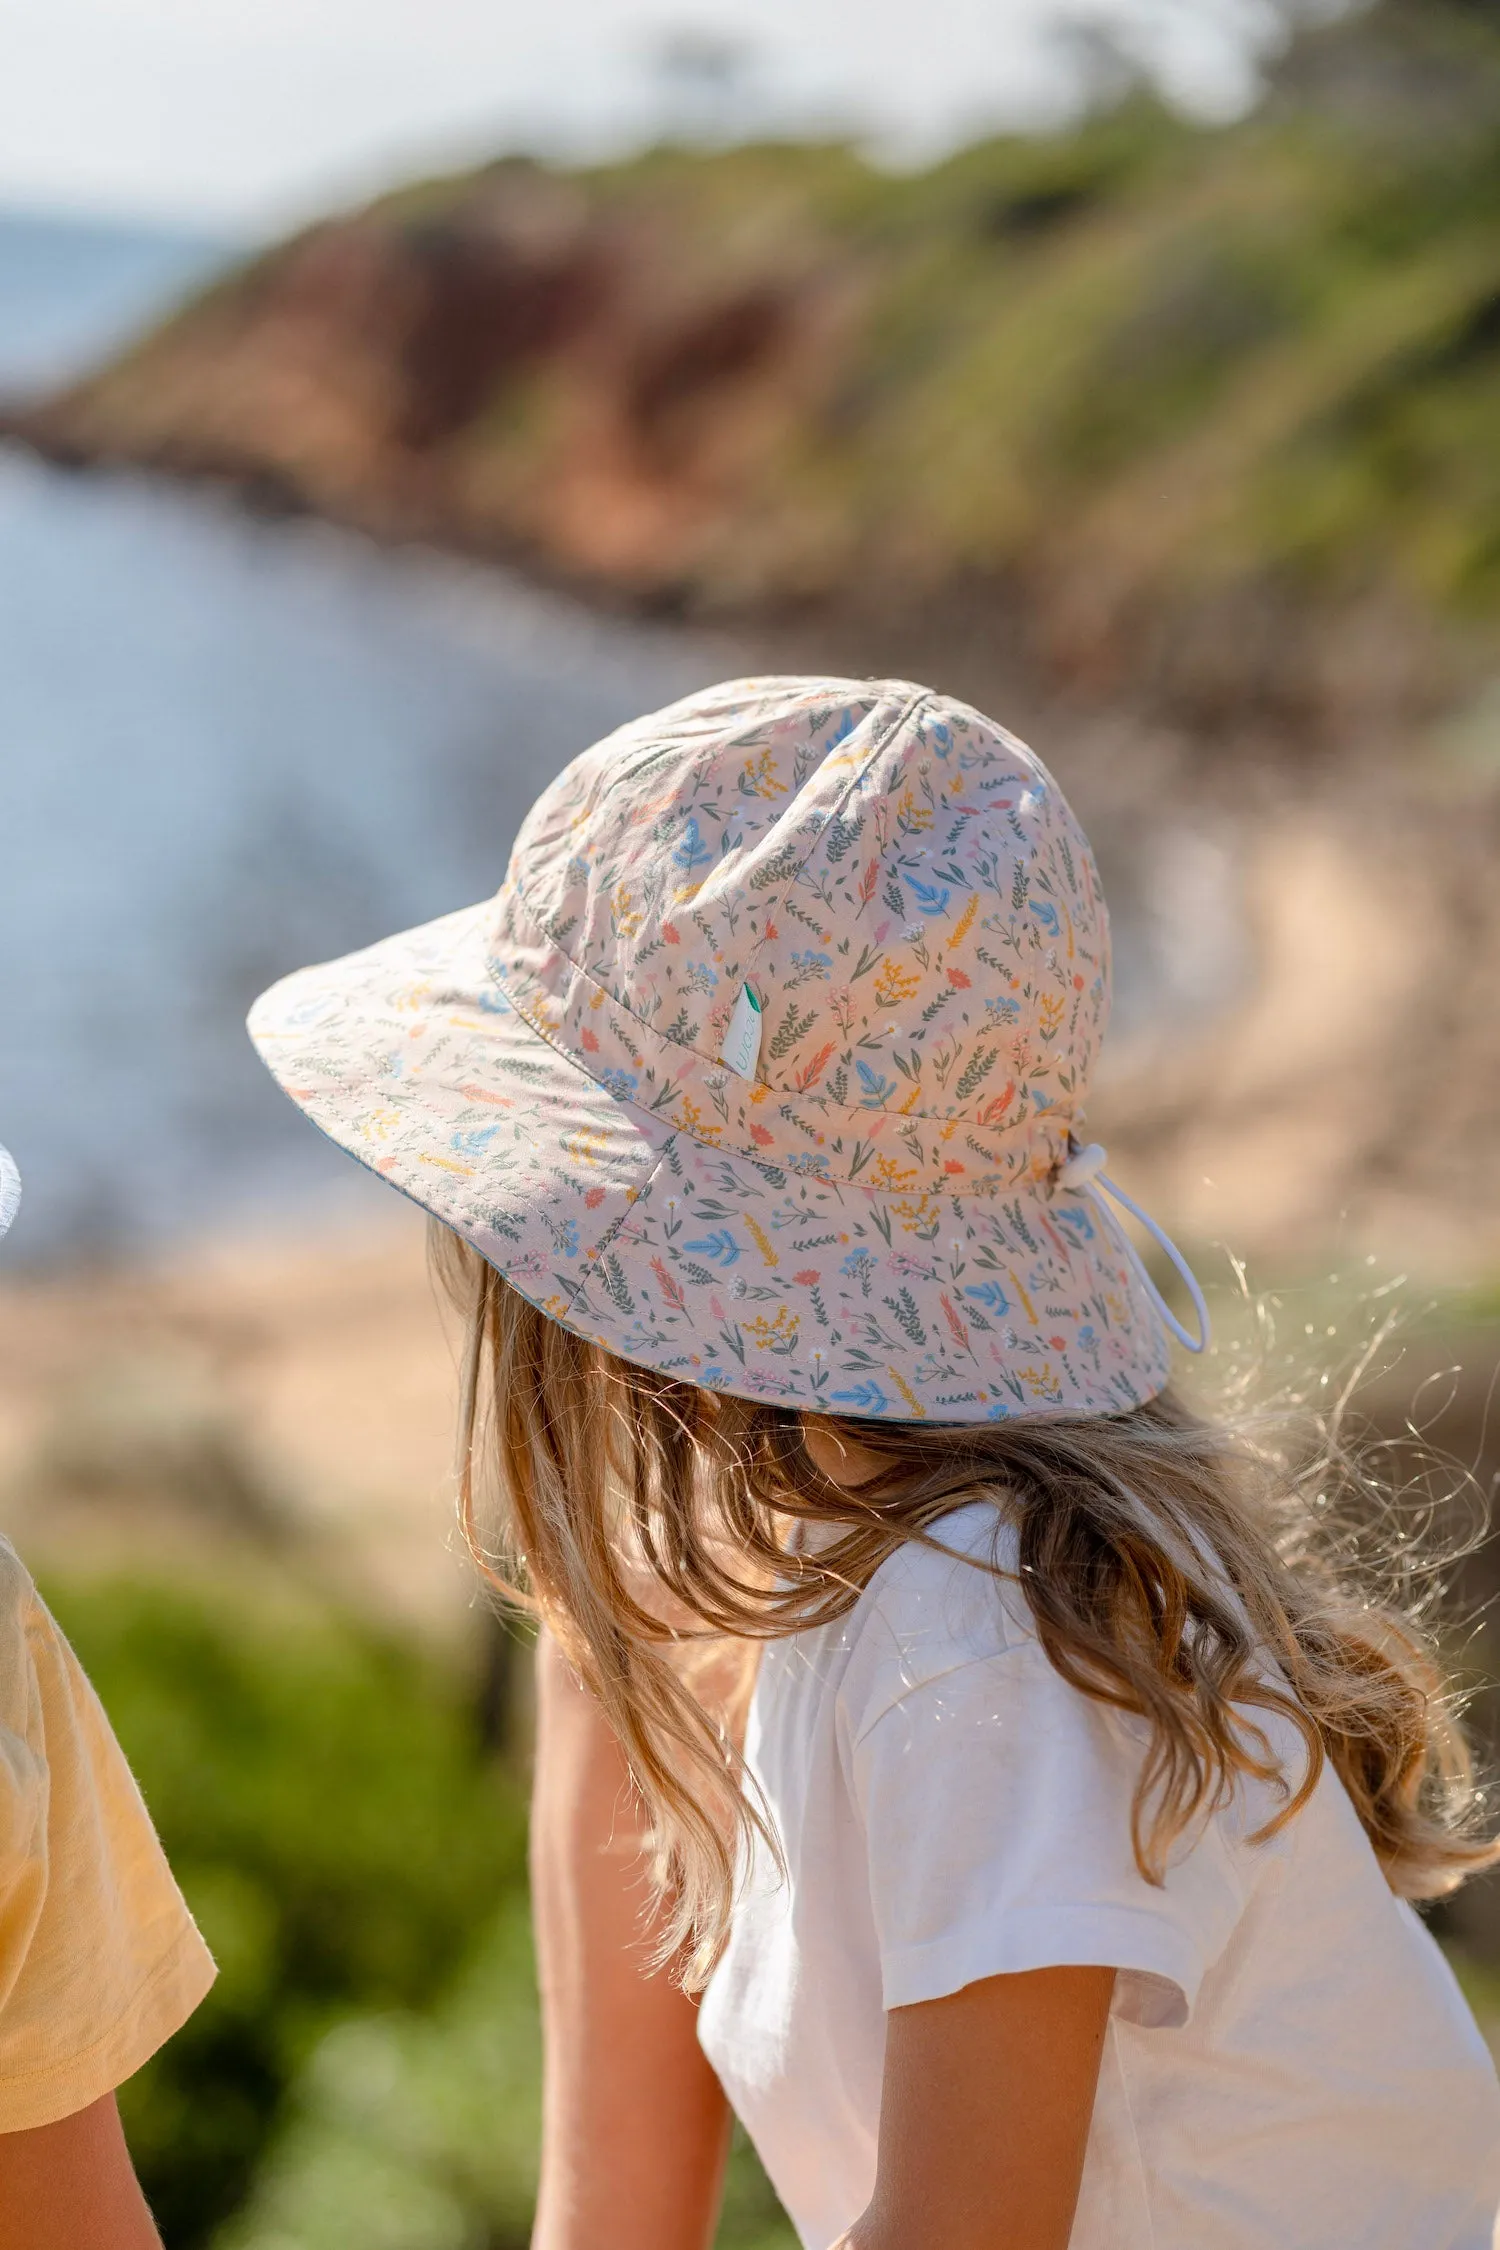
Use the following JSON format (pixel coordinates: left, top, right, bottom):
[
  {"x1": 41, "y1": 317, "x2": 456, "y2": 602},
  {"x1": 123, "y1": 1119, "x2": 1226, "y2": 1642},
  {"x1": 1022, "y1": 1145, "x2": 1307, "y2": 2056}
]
[
  {"x1": 0, "y1": 449, "x2": 735, "y2": 1263},
  {"x1": 0, "y1": 209, "x2": 230, "y2": 396}
]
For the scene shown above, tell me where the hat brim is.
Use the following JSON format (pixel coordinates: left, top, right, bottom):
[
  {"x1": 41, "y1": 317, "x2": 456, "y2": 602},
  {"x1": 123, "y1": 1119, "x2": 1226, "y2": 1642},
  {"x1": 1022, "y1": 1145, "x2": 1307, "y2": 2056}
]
[
  {"x1": 0, "y1": 1146, "x2": 18, "y2": 1242},
  {"x1": 249, "y1": 906, "x2": 1171, "y2": 1422}
]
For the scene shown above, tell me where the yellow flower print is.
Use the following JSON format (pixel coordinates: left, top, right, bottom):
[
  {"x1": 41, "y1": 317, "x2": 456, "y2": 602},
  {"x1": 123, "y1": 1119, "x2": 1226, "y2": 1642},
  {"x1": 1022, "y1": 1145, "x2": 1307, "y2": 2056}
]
[
  {"x1": 947, "y1": 894, "x2": 978, "y2": 950},
  {"x1": 875, "y1": 962, "x2": 920, "y2": 1009},
  {"x1": 895, "y1": 786, "x2": 933, "y2": 835},
  {"x1": 561, "y1": 1125, "x2": 610, "y2": 1167},
  {"x1": 746, "y1": 1307, "x2": 799, "y2": 1351},
  {"x1": 871, "y1": 1155, "x2": 919, "y2": 1191},
  {"x1": 1009, "y1": 1269, "x2": 1037, "y2": 1322},
  {"x1": 674, "y1": 1096, "x2": 722, "y2": 1141},
  {"x1": 892, "y1": 1194, "x2": 940, "y2": 1234},
  {"x1": 358, "y1": 1105, "x2": 405, "y2": 1143},
  {"x1": 745, "y1": 1215, "x2": 779, "y2": 1267},
  {"x1": 888, "y1": 1366, "x2": 926, "y2": 1418},
  {"x1": 610, "y1": 884, "x2": 643, "y2": 939},
  {"x1": 1039, "y1": 992, "x2": 1066, "y2": 1041},
  {"x1": 739, "y1": 745, "x2": 784, "y2": 799}
]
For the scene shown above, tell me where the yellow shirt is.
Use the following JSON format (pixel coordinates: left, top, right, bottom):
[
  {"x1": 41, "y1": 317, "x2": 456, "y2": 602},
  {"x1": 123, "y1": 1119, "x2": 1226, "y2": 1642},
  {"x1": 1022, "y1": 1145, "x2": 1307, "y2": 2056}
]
[{"x1": 0, "y1": 1539, "x2": 215, "y2": 2130}]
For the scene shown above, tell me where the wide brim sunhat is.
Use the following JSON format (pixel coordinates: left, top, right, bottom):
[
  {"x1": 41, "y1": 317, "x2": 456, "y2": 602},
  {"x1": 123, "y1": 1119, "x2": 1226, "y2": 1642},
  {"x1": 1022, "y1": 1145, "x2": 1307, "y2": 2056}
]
[
  {"x1": 249, "y1": 676, "x2": 1192, "y2": 1422},
  {"x1": 0, "y1": 1146, "x2": 18, "y2": 1242}
]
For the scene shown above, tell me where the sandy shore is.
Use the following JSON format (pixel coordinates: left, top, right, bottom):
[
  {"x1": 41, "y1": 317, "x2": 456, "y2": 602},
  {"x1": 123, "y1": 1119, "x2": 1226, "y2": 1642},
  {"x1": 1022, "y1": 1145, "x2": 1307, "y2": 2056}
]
[{"x1": 0, "y1": 1205, "x2": 478, "y2": 1633}]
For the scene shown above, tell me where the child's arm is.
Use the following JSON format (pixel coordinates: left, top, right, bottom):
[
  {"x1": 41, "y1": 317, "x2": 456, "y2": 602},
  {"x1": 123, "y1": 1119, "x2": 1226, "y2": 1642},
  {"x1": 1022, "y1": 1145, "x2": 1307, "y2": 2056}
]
[
  {"x1": 0, "y1": 2091, "x2": 162, "y2": 2247},
  {"x1": 530, "y1": 1629, "x2": 732, "y2": 2250},
  {"x1": 837, "y1": 1964, "x2": 1116, "y2": 2250}
]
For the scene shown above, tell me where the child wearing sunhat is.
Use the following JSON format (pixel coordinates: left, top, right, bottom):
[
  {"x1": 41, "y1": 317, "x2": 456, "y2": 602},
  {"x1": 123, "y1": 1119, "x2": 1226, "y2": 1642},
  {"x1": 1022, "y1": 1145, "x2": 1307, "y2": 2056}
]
[
  {"x1": 252, "y1": 678, "x2": 1500, "y2": 2249},
  {"x1": 0, "y1": 1146, "x2": 215, "y2": 2247}
]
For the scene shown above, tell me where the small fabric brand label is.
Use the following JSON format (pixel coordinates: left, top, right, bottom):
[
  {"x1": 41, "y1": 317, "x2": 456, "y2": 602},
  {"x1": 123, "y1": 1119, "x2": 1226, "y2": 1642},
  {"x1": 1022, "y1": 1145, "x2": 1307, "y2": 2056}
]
[{"x1": 720, "y1": 982, "x2": 763, "y2": 1079}]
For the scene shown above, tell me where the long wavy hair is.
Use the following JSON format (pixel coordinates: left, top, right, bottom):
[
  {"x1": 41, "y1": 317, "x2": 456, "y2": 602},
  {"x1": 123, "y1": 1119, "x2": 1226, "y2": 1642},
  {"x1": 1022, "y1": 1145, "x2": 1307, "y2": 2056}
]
[{"x1": 432, "y1": 1223, "x2": 1498, "y2": 1989}]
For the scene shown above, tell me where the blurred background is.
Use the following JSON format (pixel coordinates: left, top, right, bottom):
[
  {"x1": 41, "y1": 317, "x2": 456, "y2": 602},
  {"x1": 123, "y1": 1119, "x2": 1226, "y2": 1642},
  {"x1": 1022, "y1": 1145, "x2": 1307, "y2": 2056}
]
[{"x1": 4, "y1": 0, "x2": 1500, "y2": 2241}]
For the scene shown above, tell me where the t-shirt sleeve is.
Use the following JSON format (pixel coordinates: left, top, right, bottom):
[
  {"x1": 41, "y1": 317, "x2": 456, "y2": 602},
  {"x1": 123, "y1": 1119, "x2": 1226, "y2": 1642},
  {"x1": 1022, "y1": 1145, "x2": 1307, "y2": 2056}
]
[
  {"x1": 0, "y1": 1559, "x2": 216, "y2": 2131},
  {"x1": 847, "y1": 1629, "x2": 1250, "y2": 2030}
]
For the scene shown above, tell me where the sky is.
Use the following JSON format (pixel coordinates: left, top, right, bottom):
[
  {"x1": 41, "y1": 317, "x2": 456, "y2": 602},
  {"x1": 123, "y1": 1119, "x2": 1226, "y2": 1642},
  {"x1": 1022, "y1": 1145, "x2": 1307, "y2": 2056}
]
[{"x1": 0, "y1": 0, "x2": 1293, "y2": 235}]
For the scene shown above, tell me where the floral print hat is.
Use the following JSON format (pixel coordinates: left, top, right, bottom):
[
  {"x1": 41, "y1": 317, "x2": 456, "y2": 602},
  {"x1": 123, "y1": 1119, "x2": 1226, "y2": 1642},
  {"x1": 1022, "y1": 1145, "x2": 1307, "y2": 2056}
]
[{"x1": 249, "y1": 677, "x2": 1206, "y2": 1422}]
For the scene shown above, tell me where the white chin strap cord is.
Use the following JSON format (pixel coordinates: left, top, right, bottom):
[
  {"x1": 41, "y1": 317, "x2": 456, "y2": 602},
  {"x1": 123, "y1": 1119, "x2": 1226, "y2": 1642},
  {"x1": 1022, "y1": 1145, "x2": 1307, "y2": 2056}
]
[{"x1": 1056, "y1": 1141, "x2": 1209, "y2": 1356}]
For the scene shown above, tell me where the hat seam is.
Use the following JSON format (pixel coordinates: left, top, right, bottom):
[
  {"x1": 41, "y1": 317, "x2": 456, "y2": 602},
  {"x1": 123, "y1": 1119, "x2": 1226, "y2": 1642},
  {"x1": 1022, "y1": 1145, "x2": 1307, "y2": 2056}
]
[
  {"x1": 731, "y1": 682, "x2": 935, "y2": 1002},
  {"x1": 508, "y1": 683, "x2": 934, "y2": 1085},
  {"x1": 492, "y1": 686, "x2": 1078, "y2": 1173}
]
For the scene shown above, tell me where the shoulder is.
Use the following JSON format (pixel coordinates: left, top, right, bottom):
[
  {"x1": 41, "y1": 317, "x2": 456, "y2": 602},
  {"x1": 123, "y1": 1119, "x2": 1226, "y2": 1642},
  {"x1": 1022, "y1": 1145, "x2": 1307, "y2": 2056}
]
[{"x1": 835, "y1": 1498, "x2": 1042, "y2": 1745}]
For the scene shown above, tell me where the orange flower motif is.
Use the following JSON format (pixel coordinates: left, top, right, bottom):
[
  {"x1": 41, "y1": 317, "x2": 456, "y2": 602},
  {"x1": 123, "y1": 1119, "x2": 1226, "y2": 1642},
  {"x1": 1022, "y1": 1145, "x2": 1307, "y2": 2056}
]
[
  {"x1": 663, "y1": 923, "x2": 682, "y2": 944},
  {"x1": 794, "y1": 1269, "x2": 820, "y2": 1285},
  {"x1": 944, "y1": 1158, "x2": 965, "y2": 1175},
  {"x1": 580, "y1": 1027, "x2": 600, "y2": 1052},
  {"x1": 793, "y1": 1041, "x2": 836, "y2": 1092},
  {"x1": 750, "y1": 1123, "x2": 775, "y2": 1148},
  {"x1": 977, "y1": 1083, "x2": 1016, "y2": 1128},
  {"x1": 946, "y1": 967, "x2": 971, "y2": 989},
  {"x1": 584, "y1": 1186, "x2": 606, "y2": 1209},
  {"x1": 651, "y1": 1257, "x2": 687, "y2": 1311}
]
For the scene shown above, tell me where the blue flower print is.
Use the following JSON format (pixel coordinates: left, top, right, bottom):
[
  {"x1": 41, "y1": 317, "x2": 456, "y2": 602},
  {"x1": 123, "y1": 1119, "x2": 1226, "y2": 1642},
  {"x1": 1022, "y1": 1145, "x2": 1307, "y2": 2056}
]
[
  {"x1": 840, "y1": 1249, "x2": 878, "y2": 1294},
  {"x1": 598, "y1": 1068, "x2": 640, "y2": 1100},
  {"x1": 789, "y1": 949, "x2": 833, "y2": 982},
  {"x1": 855, "y1": 1060, "x2": 896, "y2": 1107},
  {"x1": 451, "y1": 1125, "x2": 501, "y2": 1158},
  {"x1": 965, "y1": 1280, "x2": 1011, "y2": 1314},
  {"x1": 684, "y1": 1229, "x2": 742, "y2": 1266},
  {"x1": 902, "y1": 872, "x2": 951, "y2": 917},
  {"x1": 672, "y1": 816, "x2": 712, "y2": 874},
  {"x1": 832, "y1": 1380, "x2": 890, "y2": 1414}
]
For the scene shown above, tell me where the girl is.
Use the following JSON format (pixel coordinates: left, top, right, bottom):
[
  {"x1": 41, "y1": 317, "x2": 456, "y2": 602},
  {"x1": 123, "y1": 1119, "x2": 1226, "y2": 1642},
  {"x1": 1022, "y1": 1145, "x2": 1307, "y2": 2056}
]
[{"x1": 251, "y1": 677, "x2": 1500, "y2": 2249}]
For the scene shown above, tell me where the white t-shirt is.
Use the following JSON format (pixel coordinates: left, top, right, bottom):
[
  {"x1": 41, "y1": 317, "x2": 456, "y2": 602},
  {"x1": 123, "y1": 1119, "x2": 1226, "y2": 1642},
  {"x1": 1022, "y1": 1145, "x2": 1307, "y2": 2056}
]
[{"x1": 698, "y1": 1502, "x2": 1500, "y2": 2250}]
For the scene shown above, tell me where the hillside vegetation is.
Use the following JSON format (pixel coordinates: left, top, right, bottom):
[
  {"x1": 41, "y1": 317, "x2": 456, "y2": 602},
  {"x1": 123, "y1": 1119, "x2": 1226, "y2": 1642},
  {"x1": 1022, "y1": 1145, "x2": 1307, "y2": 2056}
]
[{"x1": 13, "y1": 0, "x2": 1500, "y2": 730}]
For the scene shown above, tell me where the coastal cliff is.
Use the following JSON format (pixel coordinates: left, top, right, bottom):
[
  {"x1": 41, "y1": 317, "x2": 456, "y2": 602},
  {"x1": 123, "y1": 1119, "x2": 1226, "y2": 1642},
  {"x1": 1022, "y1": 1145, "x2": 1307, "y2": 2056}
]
[{"x1": 12, "y1": 0, "x2": 1500, "y2": 738}]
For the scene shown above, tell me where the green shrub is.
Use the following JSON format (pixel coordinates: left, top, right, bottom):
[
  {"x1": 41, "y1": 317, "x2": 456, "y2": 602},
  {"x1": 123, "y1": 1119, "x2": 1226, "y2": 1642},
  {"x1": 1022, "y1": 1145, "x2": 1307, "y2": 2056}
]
[
  {"x1": 217, "y1": 1900, "x2": 795, "y2": 2250},
  {"x1": 44, "y1": 1579, "x2": 527, "y2": 2247}
]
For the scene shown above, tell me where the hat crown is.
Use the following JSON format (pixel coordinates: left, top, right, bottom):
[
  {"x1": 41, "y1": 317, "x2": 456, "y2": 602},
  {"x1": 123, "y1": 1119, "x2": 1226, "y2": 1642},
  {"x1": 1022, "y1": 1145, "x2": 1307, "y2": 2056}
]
[{"x1": 494, "y1": 678, "x2": 1108, "y2": 1172}]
